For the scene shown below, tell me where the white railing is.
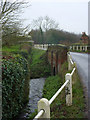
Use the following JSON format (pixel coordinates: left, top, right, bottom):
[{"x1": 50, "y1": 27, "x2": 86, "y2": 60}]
[
  {"x1": 34, "y1": 44, "x2": 66, "y2": 50},
  {"x1": 69, "y1": 45, "x2": 89, "y2": 52},
  {"x1": 34, "y1": 52, "x2": 76, "y2": 119},
  {"x1": 67, "y1": 52, "x2": 76, "y2": 70},
  {"x1": 34, "y1": 44, "x2": 49, "y2": 50}
]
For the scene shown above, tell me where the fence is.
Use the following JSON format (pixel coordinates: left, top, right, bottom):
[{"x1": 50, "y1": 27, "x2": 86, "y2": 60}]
[
  {"x1": 34, "y1": 52, "x2": 76, "y2": 119},
  {"x1": 34, "y1": 44, "x2": 66, "y2": 50},
  {"x1": 69, "y1": 45, "x2": 89, "y2": 52}
]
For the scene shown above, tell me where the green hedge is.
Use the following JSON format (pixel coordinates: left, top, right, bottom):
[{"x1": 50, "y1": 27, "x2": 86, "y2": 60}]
[{"x1": 2, "y1": 55, "x2": 30, "y2": 119}]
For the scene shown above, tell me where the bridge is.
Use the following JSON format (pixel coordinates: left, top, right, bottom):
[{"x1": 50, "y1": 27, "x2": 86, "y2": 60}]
[
  {"x1": 34, "y1": 44, "x2": 67, "y2": 75},
  {"x1": 47, "y1": 45, "x2": 67, "y2": 75}
]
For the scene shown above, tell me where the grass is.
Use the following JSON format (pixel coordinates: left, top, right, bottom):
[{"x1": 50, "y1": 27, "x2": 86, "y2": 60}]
[
  {"x1": 31, "y1": 48, "x2": 46, "y2": 65},
  {"x1": 2, "y1": 45, "x2": 21, "y2": 52},
  {"x1": 30, "y1": 48, "x2": 51, "y2": 78},
  {"x1": 43, "y1": 75, "x2": 62, "y2": 100},
  {"x1": 42, "y1": 62, "x2": 85, "y2": 119}
]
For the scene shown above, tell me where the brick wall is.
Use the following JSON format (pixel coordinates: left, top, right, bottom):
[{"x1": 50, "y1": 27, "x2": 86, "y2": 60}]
[{"x1": 47, "y1": 46, "x2": 68, "y2": 75}]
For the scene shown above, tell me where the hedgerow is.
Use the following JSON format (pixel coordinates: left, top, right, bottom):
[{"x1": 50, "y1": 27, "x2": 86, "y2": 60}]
[{"x1": 2, "y1": 55, "x2": 30, "y2": 119}]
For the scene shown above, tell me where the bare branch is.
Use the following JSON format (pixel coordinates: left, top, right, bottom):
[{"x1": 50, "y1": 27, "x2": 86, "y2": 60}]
[{"x1": 31, "y1": 16, "x2": 59, "y2": 32}]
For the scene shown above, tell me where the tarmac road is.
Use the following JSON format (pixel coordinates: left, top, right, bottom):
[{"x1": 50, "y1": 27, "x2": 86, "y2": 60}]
[{"x1": 70, "y1": 52, "x2": 90, "y2": 119}]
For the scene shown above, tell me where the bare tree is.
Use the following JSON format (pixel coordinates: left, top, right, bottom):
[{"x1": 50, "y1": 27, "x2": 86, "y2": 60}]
[
  {"x1": 0, "y1": 0, "x2": 29, "y2": 28},
  {"x1": 30, "y1": 16, "x2": 59, "y2": 43},
  {"x1": 43, "y1": 16, "x2": 59, "y2": 32},
  {"x1": 0, "y1": 0, "x2": 30, "y2": 45},
  {"x1": 31, "y1": 16, "x2": 59, "y2": 32}
]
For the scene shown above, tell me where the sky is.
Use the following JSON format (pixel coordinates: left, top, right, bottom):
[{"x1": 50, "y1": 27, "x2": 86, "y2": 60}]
[{"x1": 18, "y1": 0, "x2": 89, "y2": 34}]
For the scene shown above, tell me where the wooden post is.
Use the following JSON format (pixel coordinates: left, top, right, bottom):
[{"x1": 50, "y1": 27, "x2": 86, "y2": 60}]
[
  {"x1": 38, "y1": 98, "x2": 50, "y2": 119},
  {"x1": 65, "y1": 73, "x2": 72, "y2": 106}
]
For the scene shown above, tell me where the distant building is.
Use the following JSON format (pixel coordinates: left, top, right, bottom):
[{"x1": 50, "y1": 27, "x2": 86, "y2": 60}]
[{"x1": 80, "y1": 32, "x2": 89, "y2": 44}]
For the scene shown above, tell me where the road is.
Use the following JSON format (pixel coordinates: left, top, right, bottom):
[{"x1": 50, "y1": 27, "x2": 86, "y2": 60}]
[
  {"x1": 70, "y1": 52, "x2": 88, "y2": 88},
  {"x1": 70, "y1": 52, "x2": 90, "y2": 119}
]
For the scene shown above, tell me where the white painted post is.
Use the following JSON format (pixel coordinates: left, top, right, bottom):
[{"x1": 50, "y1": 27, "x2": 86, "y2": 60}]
[
  {"x1": 68, "y1": 54, "x2": 72, "y2": 70},
  {"x1": 38, "y1": 44, "x2": 39, "y2": 48},
  {"x1": 42, "y1": 44, "x2": 43, "y2": 49},
  {"x1": 77, "y1": 46, "x2": 78, "y2": 51},
  {"x1": 69, "y1": 46, "x2": 72, "y2": 50},
  {"x1": 73, "y1": 46, "x2": 74, "y2": 50},
  {"x1": 65, "y1": 73, "x2": 72, "y2": 106},
  {"x1": 85, "y1": 46, "x2": 87, "y2": 51},
  {"x1": 38, "y1": 98, "x2": 50, "y2": 119},
  {"x1": 80, "y1": 46, "x2": 82, "y2": 51}
]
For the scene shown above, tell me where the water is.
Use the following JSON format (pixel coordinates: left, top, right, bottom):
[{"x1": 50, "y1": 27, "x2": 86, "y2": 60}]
[{"x1": 19, "y1": 78, "x2": 45, "y2": 119}]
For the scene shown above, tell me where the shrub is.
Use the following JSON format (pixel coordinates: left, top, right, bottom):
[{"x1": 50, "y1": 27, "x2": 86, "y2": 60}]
[{"x1": 2, "y1": 55, "x2": 30, "y2": 119}]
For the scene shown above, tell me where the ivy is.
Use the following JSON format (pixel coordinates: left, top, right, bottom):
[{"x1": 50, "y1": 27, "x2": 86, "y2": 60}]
[{"x1": 2, "y1": 55, "x2": 30, "y2": 119}]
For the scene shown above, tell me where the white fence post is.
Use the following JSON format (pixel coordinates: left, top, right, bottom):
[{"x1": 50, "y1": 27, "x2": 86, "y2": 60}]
[
  {"x1": 65, "y1": 73, "x2": 72, "y2": 106},
  {"x1": 77, "y1": 46, "x2": 78, "y2": 51},
  {"x1": 38, "y1": 98, "x2": 50, "y2": 119},
  {"x1": 85, "y1": 46, "x2": 87, "y2": 51},
  {"x1": 73, "y1": 46, "x2": 75, "y2": 50},
  {"x1": 68, "y1": 54, "x2": 72, "y2": 70},
  {"x1": 80, "y1": 46, "x2": 82, "y2": 51}
]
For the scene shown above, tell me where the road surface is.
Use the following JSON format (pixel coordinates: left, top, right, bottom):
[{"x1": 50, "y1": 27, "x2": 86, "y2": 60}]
[
  {"x1": 70, "y1": 52, "x2": 88, "y2": 88},
  {"x1": 70, "y1": 52, "x2": 90, "y2": 119}
]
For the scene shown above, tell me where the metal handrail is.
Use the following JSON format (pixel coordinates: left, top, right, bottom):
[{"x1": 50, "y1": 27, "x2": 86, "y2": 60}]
[
  {"x1": 70, "y1": 58, "x2": 74, "y2": 65},
  {"x1": 49, "y1": 80, "x2": 69, "y2": 105},
  {"x1": 34, "y1": 110, "x2": 44, "y2": 119},
  {"x1": 67, "y1": 52, "x2": 74, "y2": 65},
  {"x1": 71, "y1": 67, "x2": 76, "y2": 76}
]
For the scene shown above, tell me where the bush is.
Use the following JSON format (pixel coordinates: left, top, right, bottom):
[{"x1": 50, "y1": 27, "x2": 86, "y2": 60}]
[
  {"x1": 2, "y1": 55, "x2": 30, "y2": 119},
  {"x1": 13, "y1": 50, "x2": 29, "y2": 60}
]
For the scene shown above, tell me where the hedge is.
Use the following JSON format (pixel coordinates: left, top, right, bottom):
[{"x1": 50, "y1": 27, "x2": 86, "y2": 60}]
[{"x1": 2, "y1": 55, "x2": 30, "y2": 119}]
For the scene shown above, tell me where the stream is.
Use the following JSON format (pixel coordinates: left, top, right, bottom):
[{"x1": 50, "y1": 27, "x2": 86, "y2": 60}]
[{"x1": 18, "y1": 78, "x2": 45, "y2": 119}]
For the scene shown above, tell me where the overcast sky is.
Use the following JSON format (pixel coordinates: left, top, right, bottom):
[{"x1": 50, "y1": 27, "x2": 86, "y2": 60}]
[{"x1": 20, "y1": 0, "x2": 89, "y2": 34}]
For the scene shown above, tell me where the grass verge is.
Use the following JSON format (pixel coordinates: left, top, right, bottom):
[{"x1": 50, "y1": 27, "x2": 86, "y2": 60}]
[
  {"x1": 42, "y1": 62, "x2": 85, "y2": 119},
  {"x1": 2, "y1": 45, "x2": 21, "y2": 52}
]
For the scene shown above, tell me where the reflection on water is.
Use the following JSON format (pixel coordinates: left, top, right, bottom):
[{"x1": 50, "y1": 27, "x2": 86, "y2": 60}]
[{"x1": 19, "y1": 78, "x2": 45, "y2": 119}]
